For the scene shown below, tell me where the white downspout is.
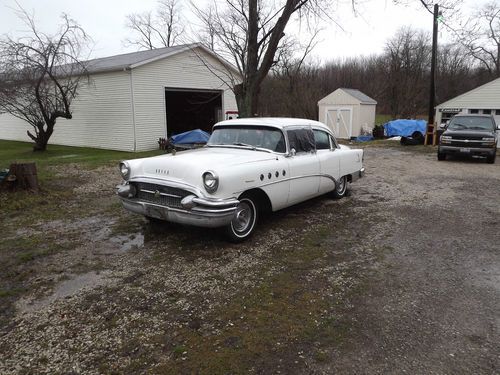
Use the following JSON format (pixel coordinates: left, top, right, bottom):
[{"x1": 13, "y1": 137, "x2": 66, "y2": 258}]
[{"x1": 127, "y1": 68, "x2": 137, "y2": 152}]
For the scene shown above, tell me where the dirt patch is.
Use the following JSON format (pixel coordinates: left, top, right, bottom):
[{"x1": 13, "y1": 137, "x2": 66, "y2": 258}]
[{"x1": 0, "y1": 147, "x2": 499, "y2": 374}]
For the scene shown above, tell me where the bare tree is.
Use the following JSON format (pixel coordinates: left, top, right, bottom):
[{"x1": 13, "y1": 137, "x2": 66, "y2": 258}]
[
  {"x1": 383, "y1": 27, "x2": 431, "y2": 117},
  {"x1": 0, "y1": 9, "x2": 90, "y2": 151},
  {"x1": 456, "y1": 1, "x2": 500, "y2": 77},
  {"x1": 193, "y1": 0, "x2": 329, "y2": 117},
  {"x1": 124, "y1": 0, "x2": 185, "y2": 50}
]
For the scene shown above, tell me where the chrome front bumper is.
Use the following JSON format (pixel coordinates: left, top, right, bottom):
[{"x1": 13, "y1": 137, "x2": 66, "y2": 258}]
[
  {"x1": 350, "y1": 167, "x2": 365, "y2": 182},
  {"x1": 117, "y1": 183, "x2": 239, "y2": 228}
]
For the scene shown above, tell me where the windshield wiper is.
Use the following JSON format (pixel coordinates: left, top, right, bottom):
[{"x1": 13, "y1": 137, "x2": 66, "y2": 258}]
[{"x1": 232, "y1": 142, "x2": 256, "y2": 149}]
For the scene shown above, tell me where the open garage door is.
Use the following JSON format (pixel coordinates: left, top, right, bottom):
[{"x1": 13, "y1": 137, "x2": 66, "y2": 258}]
[{"x1": 165, "y1": 88, "x2": 222, "y2": 136}]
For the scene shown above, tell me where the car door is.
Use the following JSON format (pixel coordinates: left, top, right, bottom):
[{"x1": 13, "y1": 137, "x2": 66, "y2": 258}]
[
  {"x1": 285, "y1": 127, "x2": 320, "y2": 205},
  {"x1": 314, "y1": 129, "x2": 341, "y2": 194}
]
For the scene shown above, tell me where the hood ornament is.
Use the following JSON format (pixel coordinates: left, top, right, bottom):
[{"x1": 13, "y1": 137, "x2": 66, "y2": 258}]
[{"x1": 154, "y1": 190, "x2": 161, "y2": 199}]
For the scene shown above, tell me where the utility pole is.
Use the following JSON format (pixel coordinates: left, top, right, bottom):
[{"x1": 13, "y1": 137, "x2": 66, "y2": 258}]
[{"x1": 428, "y1": 3, "x2": 439, "y2": 126}]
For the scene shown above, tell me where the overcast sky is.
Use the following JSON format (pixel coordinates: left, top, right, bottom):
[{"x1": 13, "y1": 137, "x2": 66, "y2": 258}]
[{"x1": 0, "y1": 0, "x2": 486, "y2": 63}]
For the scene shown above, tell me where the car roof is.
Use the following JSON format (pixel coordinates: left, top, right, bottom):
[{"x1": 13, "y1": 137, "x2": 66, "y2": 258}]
[
  {"x1": 214, "y1": 117, "x2": 330, "y2": 130},
  {"x1": 453, "y1": 114, "x2": 492, "y2": 118}
]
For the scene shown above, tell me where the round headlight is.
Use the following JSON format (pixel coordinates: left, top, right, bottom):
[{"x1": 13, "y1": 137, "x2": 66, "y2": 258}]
[
  {"x1": 120, "y1": 162, "x2": 130, "y2": 180},
  {"x1": 202, "y1": 171, "x2": 219, "y2": 193}
]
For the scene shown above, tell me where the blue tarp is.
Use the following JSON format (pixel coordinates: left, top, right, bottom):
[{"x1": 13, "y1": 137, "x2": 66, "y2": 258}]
[
  {"x1": 354, "y1": 135, "x2": 374, "y2": 142},
  {"x1": 170, "y1": 129, "x2": 210, "y2": 144},
  {"x1": 383, "y1": 119, "x2": 427, "y2": 137}
]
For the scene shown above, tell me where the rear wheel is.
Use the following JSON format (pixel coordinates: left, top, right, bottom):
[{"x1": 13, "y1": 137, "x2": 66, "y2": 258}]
[
  {"x1": 225, "y1": 196, "x2": 258, "y2": 242},
  {"x1": 332, "y1": 176, "x2": 348, "y2": 199},
  {"x1": 437, "y1": 152, "x2": 446, "y2": 161}
]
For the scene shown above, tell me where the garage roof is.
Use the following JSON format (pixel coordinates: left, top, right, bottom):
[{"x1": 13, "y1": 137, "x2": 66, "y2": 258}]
[
  {"x1": 84, "y1": 44, "x2": 189, "y2": 73},
  {"x1": 436, "y1": 77, "x2": 500, "y2": 109},
  {"x1": 82, "y1": 43, "x2": 240, "y2": 76}
]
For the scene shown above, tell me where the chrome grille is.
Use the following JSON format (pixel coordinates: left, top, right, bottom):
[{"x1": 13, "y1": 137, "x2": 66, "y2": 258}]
[
  {"x1": 450, "y1": 136, "x2": 482, "y2": 141},
  {"x1": 132, "y1": 182, "x2": 191, "y2": 208}
]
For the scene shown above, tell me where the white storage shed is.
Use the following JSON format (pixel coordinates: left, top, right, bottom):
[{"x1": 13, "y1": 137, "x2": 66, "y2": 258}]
[
  {"x1": 0, "y1": 43, "x2": 240, "y2": 151},
  {"x1": 318, "y1": 88, "x2": 377, "y2": 139}
]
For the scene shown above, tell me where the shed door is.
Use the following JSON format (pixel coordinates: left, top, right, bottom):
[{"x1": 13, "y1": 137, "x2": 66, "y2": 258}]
[{"x1": 325, "y1": 107, "x2": 353, "y2": 139}]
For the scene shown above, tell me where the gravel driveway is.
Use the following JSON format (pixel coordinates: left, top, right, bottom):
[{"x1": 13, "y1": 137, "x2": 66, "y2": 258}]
[{"x1": 0, "y1": 146, "x2": 499, "y2": 374}]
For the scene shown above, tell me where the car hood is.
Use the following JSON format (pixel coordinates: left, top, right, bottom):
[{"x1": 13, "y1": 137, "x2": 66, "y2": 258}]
[
  {"x1": 127, "y1": 146, "x2": 278, "y2": 184},
  {"x1": 443, "y1": 129, "x2": 496, "y2": 138}
]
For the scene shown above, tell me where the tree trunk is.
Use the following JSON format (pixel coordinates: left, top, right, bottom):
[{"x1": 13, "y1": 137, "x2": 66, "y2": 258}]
[
  {"x1": 28, "y1": 120, "x2": 55, "y2": 152},
  {"x1": 6, "y1": 163, "x2": 39, "y2": 192},
  {"x1": 234, "y1": 82, "x2": 260, "y2": 118}
]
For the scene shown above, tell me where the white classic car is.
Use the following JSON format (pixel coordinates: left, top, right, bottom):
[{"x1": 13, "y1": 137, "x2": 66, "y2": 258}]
[{"x1": 117, "y1": 118, "x2": 365, "y2": 241}]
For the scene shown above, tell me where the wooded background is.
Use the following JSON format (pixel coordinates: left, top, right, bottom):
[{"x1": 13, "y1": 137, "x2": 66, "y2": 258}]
[{"x1": 258, "y1": 27, "x2": 494, "y2": 120}]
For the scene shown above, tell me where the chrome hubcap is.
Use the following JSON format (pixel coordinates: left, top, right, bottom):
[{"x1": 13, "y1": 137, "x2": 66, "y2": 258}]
[
  {"x1": 337, "y1": 177, "x2": 346, "y2": 193},
  {"x1": 232, "y1": 201, "x2": 253, "y2": 233}
]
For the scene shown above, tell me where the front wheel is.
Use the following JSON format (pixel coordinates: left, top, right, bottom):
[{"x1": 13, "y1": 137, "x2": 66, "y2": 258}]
[
  {"x1": 332, "y1": 176, "x2": 348, "y2": 199},
  {"x1": 486, "y1": 153, "x2": 496, "y2": 164},
  {"x1": 437, "y1": 152, "x2": 446, "y2": 161},
  {"x1": 225, "y1": 196, "x2": 258, "y2": 242}
]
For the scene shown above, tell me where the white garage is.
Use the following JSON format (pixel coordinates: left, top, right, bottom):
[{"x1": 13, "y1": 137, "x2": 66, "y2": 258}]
[
  {"x1": 435, "y1": 77, "x2": 500, "y2": 126},
  {"x1": 0, "y1": 43, "x2": 240, "y2": 151},
  {"x1": 318, "y1": 88, "x2": 377, "y2": 139}
]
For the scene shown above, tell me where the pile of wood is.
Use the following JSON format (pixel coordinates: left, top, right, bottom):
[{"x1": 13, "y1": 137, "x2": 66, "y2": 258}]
[{"x1": 0, "y1": 163, "x2": 39, "y2": 193}]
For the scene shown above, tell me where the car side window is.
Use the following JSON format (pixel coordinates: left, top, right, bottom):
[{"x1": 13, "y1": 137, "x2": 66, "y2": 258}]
[
  {"x1": 329, "y1": 135, "x2": 339, "y2": 148},
  {"x1": 313, "y1": 130, "x2": 331, "y2": 150},
  {"x1": 287, "y1": 128, "x2": 315, "y2": 154}
]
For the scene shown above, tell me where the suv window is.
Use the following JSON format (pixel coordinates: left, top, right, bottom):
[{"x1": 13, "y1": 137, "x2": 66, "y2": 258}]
[
  {"x1": 313, "y1": 130, "x2": 331, "y2": 150},
  {"x1": 448, "y1": 116, "x2": 494, "y2": 131},
  {"x1": 287, "y1": 128, "x2": 315, "y2": 153}
]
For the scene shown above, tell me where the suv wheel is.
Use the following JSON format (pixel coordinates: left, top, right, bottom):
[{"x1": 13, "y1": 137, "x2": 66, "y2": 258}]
[
  {"x1": 437, "y1": 152, "x2": 446, "y2": 161},
  {"x1": 486, "y1": 153, "x2": 496, "y2": 164}
]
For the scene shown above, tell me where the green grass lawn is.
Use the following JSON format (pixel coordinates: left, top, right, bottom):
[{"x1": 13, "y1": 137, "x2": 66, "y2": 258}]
[
  {"x1": 375, "y1": 114, "x2": 393, "y2": 125},
  {"x1": 0, "y1": 140, "x2": 164, "y2": 170}
]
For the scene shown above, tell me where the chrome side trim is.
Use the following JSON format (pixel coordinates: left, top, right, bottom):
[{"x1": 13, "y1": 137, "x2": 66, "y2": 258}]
[{"x1": 257, "y1": 173, "x2": 337, "y2": 189}]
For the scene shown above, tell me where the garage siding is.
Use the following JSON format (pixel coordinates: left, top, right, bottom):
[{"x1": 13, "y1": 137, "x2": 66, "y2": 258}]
[
  {"x1": 131, "y1": 48, "x2": 238, "y2": 151},
  {"x1": 0, "y1": 71, "x2": 135, "y2": 151}
]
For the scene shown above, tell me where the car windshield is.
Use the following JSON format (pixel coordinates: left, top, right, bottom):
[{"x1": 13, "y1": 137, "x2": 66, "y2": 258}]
[
  {"x1": 447, "y1": 116, "x2": 494, "y2": 131},
  {"x1": 207, "y1": 126, "x2": 286, "y2": 153}
]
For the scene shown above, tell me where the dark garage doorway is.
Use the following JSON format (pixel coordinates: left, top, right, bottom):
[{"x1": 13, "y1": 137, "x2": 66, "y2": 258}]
[{"x1": 165, "y1": 88, "x2": 222, "y2": 136}]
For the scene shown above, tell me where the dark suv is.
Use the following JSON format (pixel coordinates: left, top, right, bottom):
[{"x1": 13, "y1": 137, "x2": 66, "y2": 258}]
[{"x1": 438, "y1": 114, "x2": 499, "y2": 163}]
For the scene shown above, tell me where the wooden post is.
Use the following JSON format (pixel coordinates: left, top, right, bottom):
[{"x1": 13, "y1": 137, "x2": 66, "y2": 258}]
[{"x1": 5, "y1": 163, "x2": 39, "y2": 192}]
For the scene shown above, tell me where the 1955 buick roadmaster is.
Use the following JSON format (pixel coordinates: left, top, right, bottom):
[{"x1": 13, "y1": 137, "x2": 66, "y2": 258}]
[{"x1": 117, "y1": 118, "x2": 365, "y2": 241}]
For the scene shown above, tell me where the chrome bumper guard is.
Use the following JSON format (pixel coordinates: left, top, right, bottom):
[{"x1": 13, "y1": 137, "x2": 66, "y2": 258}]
[
  {"x1": 116, "y1": 183, "x2": 239, "y2": 228},
  {"x1": 350, "y1": 167, "x2": 365, "y2": 182}
]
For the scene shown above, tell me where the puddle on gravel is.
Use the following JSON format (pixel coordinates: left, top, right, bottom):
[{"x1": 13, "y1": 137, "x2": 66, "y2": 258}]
[
  {"x1": 108, "y1": 233, "x2": 145, "y2": 252},
  {"x1": 16, "y1": 271, "x2": 112, "y2": 315}
]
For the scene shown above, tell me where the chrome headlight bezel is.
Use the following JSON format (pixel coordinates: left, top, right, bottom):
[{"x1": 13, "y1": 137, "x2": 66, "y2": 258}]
[
  {"x1": 202, "y1": 171, "x2": 219, "y2": 194},
  {"x1": 120, "y1": 162, "x2": 131, "y2": 181}
]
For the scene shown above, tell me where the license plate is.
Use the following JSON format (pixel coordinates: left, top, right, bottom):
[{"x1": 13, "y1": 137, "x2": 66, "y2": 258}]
[
  {"x1": 460, "y1": 148, "x2": 470, "y2": 153},
  {"x1": 147, "y1": 206, "x2": 165, "y2": 219}
]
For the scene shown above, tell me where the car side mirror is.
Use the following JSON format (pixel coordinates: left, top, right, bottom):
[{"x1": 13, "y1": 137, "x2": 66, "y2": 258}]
[
  {"x1": 289, "y1": 148, "x2": 296, "y2": 157},
  {"x1": 439, "y1": 123, "x2": 446, "y2": 129}
]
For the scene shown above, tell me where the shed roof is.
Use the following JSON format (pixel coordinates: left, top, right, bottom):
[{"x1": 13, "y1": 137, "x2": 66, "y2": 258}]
[
  {"x1": 82, "y1": 43, "x2": 240, "y2": 77},
  {"x1": 318, "y1": 88, "x2": 377, "y2": 105},
  {"x1": 341, "y1": 88, "x2": 377, "y2": 104}
]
